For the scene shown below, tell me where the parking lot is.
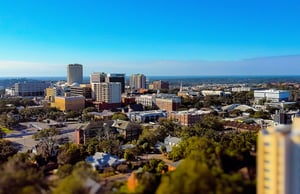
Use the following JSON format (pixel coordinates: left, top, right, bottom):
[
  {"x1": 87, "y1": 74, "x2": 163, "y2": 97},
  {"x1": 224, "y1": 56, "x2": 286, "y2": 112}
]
[{"x1": 5, "y1": 121, "x2": 81, "y2": 152}]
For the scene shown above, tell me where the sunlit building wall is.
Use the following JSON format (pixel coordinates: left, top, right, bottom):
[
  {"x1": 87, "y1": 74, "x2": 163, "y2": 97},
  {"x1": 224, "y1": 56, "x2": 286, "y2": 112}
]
[{"x1": 257, "y1": 117, "x2": 300, "y2": 194}]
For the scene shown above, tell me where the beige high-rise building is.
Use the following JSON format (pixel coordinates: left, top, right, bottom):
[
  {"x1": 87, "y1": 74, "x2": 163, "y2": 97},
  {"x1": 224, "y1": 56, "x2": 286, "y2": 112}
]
[
  {"x1": 257, "y1": 117, "x2": 300, "y2": 194},
  {"x1": 93, "y1": 82, "x2": 121, "y2": 103},
  {"x1": 130, "y1": 74, "x2": 146, "y2": 90},
  {"x1": 67, "y1": 64, "x2": 83, "y2": 85}
]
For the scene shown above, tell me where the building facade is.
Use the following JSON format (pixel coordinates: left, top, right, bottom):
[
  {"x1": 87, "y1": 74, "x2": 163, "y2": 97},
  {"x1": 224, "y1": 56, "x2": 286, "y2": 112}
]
[
  {"x1": 93, "y1": 82, "x2": 121, "y2": 104},
  {"x1": 155, "y1": 94, "x2": 181, "y2": 112},
  {"x1": 130, "y1": 74, "x2": 146, "y2": 90},
  {"x1": 169, "y1": 110, "x2": 211, "y2": 126},
  {"x1": 45, "y1": 87, "x2": 58, "y2": 102},
  {"x1": 70, "y1": 85, "x2": 92, "y2": 99},
  {"x1": 127, "y1": 110, "x2": 168, "y2": 123},
  {"x1": 257, "y1": 116, "x2": 300, "y2": 194},
  {"x1": 67, "y1": 64, "x2": 83, "y2": 85},
  {"x1": 135, "y1": 95, "x2": 155, "y2": 107},
  {"x1": 105, "y1": 73, "x2": 125, "y2": 93},
  {"x1": 90, "y1": 72, "x2": 106, "y2": 83},
  {"x1": 14, "y1": 81, "x2": 50, "y2": 97},
  {"x1": 254, "y1": 89, "x2": 290, "y2": 104},
  {"x1": 52, "y1": 96, "x2": 85, "y2": 112},
  {"x1": 151, "y1": 80, "x2": 169, "y2": 90}
]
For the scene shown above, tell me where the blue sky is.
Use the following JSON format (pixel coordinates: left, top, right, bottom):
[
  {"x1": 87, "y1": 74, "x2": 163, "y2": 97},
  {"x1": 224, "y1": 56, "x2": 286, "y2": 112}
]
[{"x1": 0, "y1": 0, "x2": 300, "y2": 76}]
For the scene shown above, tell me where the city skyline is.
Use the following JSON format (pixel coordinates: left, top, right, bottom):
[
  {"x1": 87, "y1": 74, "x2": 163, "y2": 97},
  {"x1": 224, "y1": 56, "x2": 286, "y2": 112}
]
[{"x1": 1, "y1": 1, "x2": 300, "y2": 76}]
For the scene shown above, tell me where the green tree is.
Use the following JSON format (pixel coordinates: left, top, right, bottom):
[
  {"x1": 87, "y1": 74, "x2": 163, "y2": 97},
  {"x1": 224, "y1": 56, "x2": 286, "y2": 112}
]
[
  {"x1": 124, "y1": 148, "x2": 138, "y2": 161},
  {"x1": 157, "y1": 158, "x2": 216, "y2": 194},
  {"x1": 57, "y1": 143, "x2": 85, "y2": 165},
  {"x1": 157, "y1": 153, "x2": 251, "y2": 194},
  {"x1": 112, "y1": 112, "x2": 129, "y2": 121},
  {"x1": 82, "y1": 107, "x2": 97, "y2": 114},
  {"x1": 157, "y1": 118, "x2": 181, "y2": 139},
  {"x1": 0, "y1": 153, "x2": 48, "y2": 194},
  {"x1": 56, "y1": 164, "x2": 73, "y2": 179},
  {"x1": 0, "y1": 128, "x2": 5, "y2": 138},
  {"x1": 65, "y1": 111, "x2": 81, "y2": 120},
  {"x1": 253, "y1": 110, "x2": 271, "y2": 119},
  {"x1": 160, "y1": 144, "x2": 167, "y2": 154},
  {"x1": 33, "y1": 128, "x2": 60, "y2": 161},
  {"x1": 198, "y1": 115, "x2": 224, "y2": 131},
  {"x1": 0, "y1": 139, "x2": 18, "y2": 163},
  {"x1": 53, "y1": 162, "x2": 100, "y2": 194}
]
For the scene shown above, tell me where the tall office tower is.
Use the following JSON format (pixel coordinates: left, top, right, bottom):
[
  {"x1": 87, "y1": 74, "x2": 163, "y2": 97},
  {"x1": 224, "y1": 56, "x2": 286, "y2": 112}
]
[
  {"x1": 67, "y1": 64, "x2": 83, "y2": 85},
  {"x1": 93, "y1": 82, "x2": 121, "y2": 103},
  {"x1": 105, "y1": 73, "x2": 125, "y2": 93},
  {"x1": 90, "y1": 72, "x2": 106, "y2": 100},
  {"x1": 130, "y1": 74, "x2": 146, "y2": 90},
  {"x1": 257, "y1": 116, "x2": 300, "y2": 194},
  {"x1": 90, "y1": 72, "x2": 106, "y2": 83}
]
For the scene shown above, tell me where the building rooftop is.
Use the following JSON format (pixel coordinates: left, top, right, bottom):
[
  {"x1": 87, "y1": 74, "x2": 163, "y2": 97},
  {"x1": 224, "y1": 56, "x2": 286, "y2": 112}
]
[{"x1": 171, "y1": 109, "x2": 211, "y2": 116}]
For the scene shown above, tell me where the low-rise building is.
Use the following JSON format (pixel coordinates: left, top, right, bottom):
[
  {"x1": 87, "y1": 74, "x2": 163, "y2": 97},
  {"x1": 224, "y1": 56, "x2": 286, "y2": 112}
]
[
  {"x1": 112, "y1": 120, "x2": 141, "y2": 141},
  {"x1": 231, "y1": 87, "x2": 252, "y2": 92},
  {"x1": 52, "y1": 96, "x2": 85, "y2": 112},
  {"x1": 254, "y1": 89, "x2": 290, "y2": 104},
  {"x1": 169, "y1": 109, "x2": 211, "y2": 126},
  {"x1": 15, "y1": 81, "x2": 50, "y2": 97},
  {"x1": 155, "y1": 97, "x2": 181, "y2": 112},
  {"x1": 135, "y1": 95, "x2": 155, "y2": 107},
  {"x1": 155, "y1": 94, "x2": 181, "y2": 112},
  {"x1": 164, "y1": 135, "x2": 182, "y2": 152},
  {"x1": 201, "y1": 90, "x2": 224, "y2": 96},
  {"x1": 150, "y1": 80, "x2": 169, "y2": 90},
  {"x1": 135, "y1": 93, "x2": 181, "y2": 112},
  {"x1": 75, "y1": 121, "x2": 115, "y2": 144},
  {"x1": 127, "y1": 110, "x2": 168, "y2": 123},
  {"x1": 87, "y1": 110, "x2": 114, "y2": 120},
  {"x1": 86, "y1": 152, "x2": 126, "y2": 171}
]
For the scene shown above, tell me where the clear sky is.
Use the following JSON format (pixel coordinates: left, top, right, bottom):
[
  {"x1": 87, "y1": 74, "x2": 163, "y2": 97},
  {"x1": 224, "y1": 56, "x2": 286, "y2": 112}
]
[{"x1": 0, "y1": 0, "x2": 300, "y2": 76}]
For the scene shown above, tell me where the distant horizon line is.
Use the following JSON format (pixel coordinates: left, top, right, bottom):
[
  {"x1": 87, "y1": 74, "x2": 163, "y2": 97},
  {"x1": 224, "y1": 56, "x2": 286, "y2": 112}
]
[{"x1": 1, "y1": 74, "x2": 300, "y2": 78}]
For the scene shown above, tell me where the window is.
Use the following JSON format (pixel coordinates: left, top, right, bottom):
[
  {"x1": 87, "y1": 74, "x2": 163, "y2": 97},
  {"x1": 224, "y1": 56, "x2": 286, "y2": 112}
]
[{"x1": 264, "y1": 142, "x2": 270, "y2": 146}]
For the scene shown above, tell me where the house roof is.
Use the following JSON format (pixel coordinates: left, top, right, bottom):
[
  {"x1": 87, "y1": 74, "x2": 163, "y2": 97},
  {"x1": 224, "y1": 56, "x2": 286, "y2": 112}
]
[
  {"x1": 112, "y1": 120, "x2": 131, "y2": 130},
  {"x1": 222, "y1": 104, "x2": 240, "y2": 111},
  {"x1": 79, "y1": 120, "x2": 114, "y2": 131},
  {"x1": 234, "y1": 105, "x2": 257, "y2": 112},
  {"x1": 164, "y1": 135, "x2": 181, "y2": 144},
  {"x1": 86, "y1": 152, "x2": 125, "y2": 168}
]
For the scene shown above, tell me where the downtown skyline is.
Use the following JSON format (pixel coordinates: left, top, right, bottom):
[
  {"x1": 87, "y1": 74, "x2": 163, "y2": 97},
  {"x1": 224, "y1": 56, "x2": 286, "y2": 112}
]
[{"x1": 1, "y1": 0, "x2": 300, "y2": 76}]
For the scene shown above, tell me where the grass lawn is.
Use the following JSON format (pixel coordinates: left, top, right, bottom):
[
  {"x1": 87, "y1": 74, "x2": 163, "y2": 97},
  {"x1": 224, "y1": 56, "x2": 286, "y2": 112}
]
[{"x1": 1, "y1": 127, "x2": 13, "y2": 134}]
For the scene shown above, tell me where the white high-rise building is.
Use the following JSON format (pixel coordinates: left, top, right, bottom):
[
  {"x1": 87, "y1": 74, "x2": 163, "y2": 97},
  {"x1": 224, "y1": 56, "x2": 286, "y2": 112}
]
[
  {"x1": 67, "y1": 64, "x2": 83, "y2": 85},
  {"x1": 257, "y1": 116, "x2": 300, "y2": 194},
  {"x1": 90, "y1": 72, "x2": 106, "y2": 100},
  {"x1": 93, "y1": 82, "x2": 121, "y2": 104}
]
